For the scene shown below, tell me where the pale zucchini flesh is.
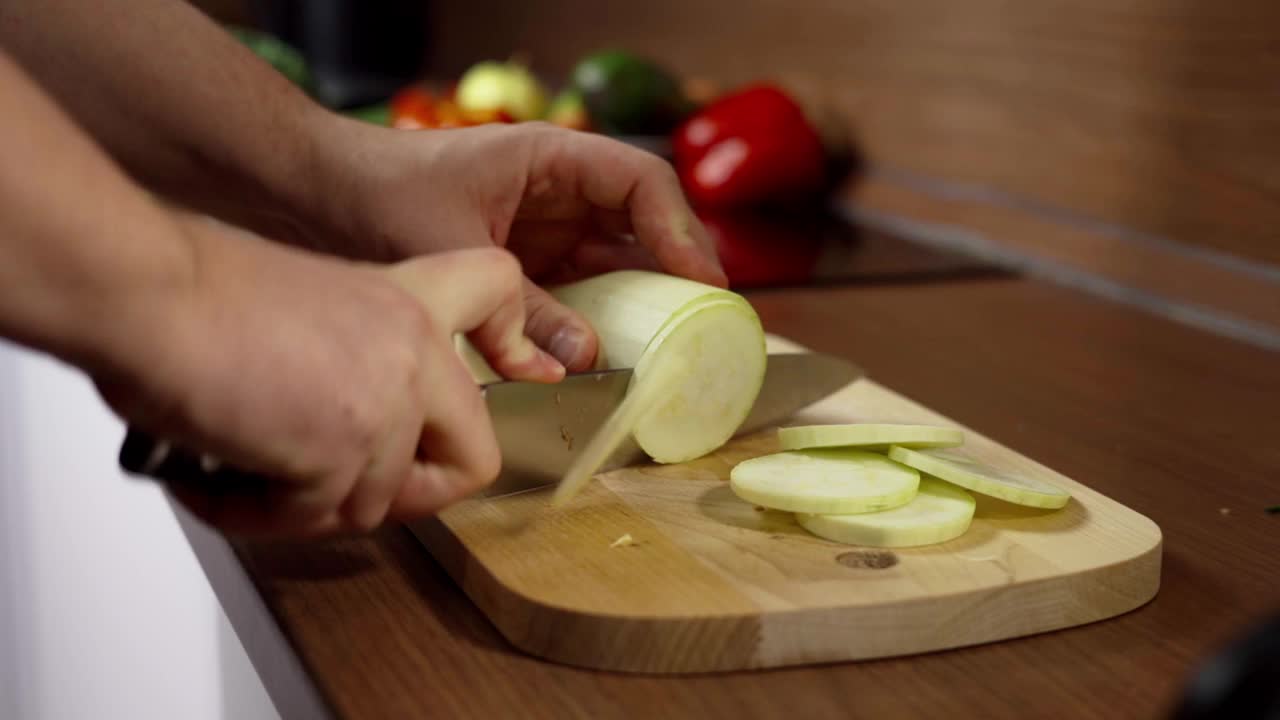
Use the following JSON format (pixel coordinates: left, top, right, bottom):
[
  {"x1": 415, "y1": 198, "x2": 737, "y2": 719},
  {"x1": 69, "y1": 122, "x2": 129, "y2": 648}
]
[
  {"x1": 550, "y1": 270, "x2": 747, "y2": 370},
  {"x1": 550, "y1": 346, "x2": 677, "y2": 507},
  {"x1": 729, "y1": 449, "x2": 920, "y2": 515},
  {"x1": 550, "y1": 272, "x2": 765, "y2": 468},
  {"x1": 631, "y1": 299, "x2": 765, "y2": 463},
  {"x1": 797, "y1": 478, "x2": 975, "y2": 548},
  {"x1": 546, "y1": 271, "x2": 766, "y2": 506},
  {"x1": 778, "y1": 423, "x2": 964, "y2": 451},
  {"x1": 887, "y1": 446, "x2": 1071, "y2": 509}
]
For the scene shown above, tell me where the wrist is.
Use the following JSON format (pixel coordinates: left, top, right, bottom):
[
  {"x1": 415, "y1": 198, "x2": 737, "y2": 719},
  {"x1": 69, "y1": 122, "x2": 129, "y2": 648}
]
[
  {"x1": 294, "y1": 113, "x2": 441, "y2": 262},
  {"x1": 202, "y1": 101, "x2": 351, "y2": 254},
  {"x1": 81, "y1": 213, "x2": 203, "y2": 426}
]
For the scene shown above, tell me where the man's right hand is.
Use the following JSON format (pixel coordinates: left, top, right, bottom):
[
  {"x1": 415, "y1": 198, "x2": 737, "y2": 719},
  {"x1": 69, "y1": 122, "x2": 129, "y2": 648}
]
[{"x1": 98, "y1": 218, "x2": 562, "y2": 538}]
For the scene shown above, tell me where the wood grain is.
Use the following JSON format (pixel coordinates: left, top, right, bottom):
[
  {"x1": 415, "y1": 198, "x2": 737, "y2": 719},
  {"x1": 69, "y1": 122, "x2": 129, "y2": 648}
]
[
  {"x1": 427, "y1": 0, "x2": 1280, "y2": 267},
  {"x1": 227, "y1": 276, "x2": 1280, "y2": 719},
  {"x1": 407, "y1": 335, "x2": 1161, "y2": 673}
]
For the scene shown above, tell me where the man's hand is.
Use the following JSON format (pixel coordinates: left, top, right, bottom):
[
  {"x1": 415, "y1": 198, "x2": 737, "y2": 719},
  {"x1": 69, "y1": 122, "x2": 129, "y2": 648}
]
[
  {"x1": 99, "y1": 219, "x2": 560, "y2": 538},
  {"x1": 305, "y1": 120, "x2": 728, "y2": 371},
  {"x1": 0, "y1": 47, "x2": 561, "y2": 538},
  {"x1": 1, "y1": 2, "x2": 725, "y2": 371}
]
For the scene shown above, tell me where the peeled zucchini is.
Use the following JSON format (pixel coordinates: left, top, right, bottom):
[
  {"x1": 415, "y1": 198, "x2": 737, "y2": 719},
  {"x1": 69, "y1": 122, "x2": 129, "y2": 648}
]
[
  {"x1": 729, "y1": 449, "x2": 920, "y2": 514},
  {"x1": 545, "y1": 271, "x2": 767, "y2": 506},
  {"x1": 797, "y1": 478, "x2": 975, "y2": 548},
  {"x1": 778, "y1": 423, "x2": 963, "y2": 451},
  {"x1": 887, "y1": 446, "x2": 1071, "y2": 509}
]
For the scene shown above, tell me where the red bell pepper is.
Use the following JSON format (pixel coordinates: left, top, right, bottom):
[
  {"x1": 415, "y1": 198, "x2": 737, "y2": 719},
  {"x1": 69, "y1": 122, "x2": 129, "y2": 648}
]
[
  {"x1": 389, "y1": 85, "x2": 438, "y2": 129},
  {"x1": 673, "y1": 85, "x2": 827, "y2": 209}
]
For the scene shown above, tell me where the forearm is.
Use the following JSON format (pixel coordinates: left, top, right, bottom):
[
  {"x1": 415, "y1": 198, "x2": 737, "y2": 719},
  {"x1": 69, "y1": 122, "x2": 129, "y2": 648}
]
[
  {"x1": 0, "y1": 0, "x2": 336, "y2": 243},
  {"x1": 0, "y1": 50, "x2": 193, "y2": 378}
]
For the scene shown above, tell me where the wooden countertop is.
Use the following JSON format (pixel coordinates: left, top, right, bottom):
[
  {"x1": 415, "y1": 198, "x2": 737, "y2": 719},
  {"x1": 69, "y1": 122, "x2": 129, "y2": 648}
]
[{"x1": 183, "y1": 271, "x2": 1280, "y2": 719}]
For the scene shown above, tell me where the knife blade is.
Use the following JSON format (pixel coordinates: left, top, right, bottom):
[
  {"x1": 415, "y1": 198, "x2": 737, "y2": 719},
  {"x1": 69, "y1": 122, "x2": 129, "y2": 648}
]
[
  {"x1": 118, "y1": 352, "x2": 862, "y2": 499},
  {"x1": 484, "y1": 352, "x2": 862, "y2": 497}
]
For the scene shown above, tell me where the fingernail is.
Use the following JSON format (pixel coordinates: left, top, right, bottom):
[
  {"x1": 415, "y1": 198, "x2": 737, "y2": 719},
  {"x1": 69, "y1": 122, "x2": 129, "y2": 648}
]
[
  {"x1": 702, "y1": 252, "x2": 728, "y2": 287},
  {"x1": 538, "y1": 347, "x2": 567, "y2": 380},
  {"x1": 710, "y1": 259, "x2": 729, "y2": 287},
  {"x1": 549, "y1": 326, "x2": 587, "y2": 370}
]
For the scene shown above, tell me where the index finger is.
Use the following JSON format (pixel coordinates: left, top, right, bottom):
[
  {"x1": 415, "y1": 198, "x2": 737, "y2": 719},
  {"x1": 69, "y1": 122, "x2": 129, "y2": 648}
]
[
  {"x1": 387, "y1": 247, "x2": 564, "y2": 383},
  {"x1": 546, "y1": 130, "x2": 727, "y2": 288}
]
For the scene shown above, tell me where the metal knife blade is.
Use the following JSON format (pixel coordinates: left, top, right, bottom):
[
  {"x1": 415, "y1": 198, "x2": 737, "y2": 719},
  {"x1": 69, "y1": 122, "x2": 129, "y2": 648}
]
[
  {"x1": 481, "y1": 352, "x2": 862, "y2": 497},
  {"x1": 119, "y1": 352, "x2": 862, "y2": 500}
]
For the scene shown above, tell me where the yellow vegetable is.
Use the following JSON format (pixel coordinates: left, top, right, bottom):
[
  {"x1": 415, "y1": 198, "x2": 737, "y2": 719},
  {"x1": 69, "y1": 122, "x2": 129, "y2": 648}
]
[
  {"x1": 798, "y1": 478, "x2": 975, "y2": 548},
  {"x1": 779, "y1": 423, "x2": 963, "y2": 451},
  {"x1": 887, "y1": 446, "x2": 1071, "y2": 509},
  {"x1": 456, "y1": 60, "x2": 547, "y2": 122},
  {"x1": 547, "y1": 271, "x2": 766, "y2": 506},
  {"x1": 729, "y1": 449, "x2": 919, "y2": 515}
]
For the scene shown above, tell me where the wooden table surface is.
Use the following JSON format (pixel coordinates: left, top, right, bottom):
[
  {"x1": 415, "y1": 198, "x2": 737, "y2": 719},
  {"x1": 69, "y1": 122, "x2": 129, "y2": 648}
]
[{"x1": 187, "y1": 261, "x2": 1280, "y2": 719}]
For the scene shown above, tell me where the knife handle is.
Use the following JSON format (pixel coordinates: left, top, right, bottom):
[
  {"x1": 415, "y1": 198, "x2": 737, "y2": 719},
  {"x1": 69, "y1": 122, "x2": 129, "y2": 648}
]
[{"x1": 119, "y1": 427, "x2": 269, "y2": 496}]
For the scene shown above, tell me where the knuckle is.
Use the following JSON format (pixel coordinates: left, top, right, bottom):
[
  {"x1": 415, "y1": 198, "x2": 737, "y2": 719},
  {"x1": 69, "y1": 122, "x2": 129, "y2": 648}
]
[
  {"x1": 339, "y1": 391, "x2": 382, "y2": 454},
  {"x1": 387, "y1": 334, "x2": 422, "y2": 385},
  {"x1": 470, "y1": 418, "x2": 503, "y2": 487},
  {"x1": 332, "y1": 464, "x2": 388, "y2": 533},
  {"x1": 648, "y1": 153, "x2": 681, "y2": 184},
  {"x1": 341, "y1": 498, "x2": 386, "y2": 533},
  {"x1": 290, "y1": 504, "x2": 340, "y2": 537},
  {"x1": 450, "y1": 453, "x2": 499, "y2": 499},
  {"x1": 477, "y1": 247, "x2": 522, "y2": 287},
  {"x1": 470, "y1": 448, "x2": 502, "y2": 491},
  {"x1": 383, "y1": 287, "x2": 436, "y2": 349},
  {"x1": 521, "y1": 289, "x2": 561, "y2": 336},
  {"x1": 405, "y1": 300, "x2": 439, "y2": 343}
]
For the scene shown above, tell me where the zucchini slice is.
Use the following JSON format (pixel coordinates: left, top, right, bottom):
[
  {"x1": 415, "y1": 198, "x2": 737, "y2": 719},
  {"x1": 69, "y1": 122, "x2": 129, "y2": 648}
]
[{"x1": 729, "y1": 449, "x2": 919, "y2": 514}]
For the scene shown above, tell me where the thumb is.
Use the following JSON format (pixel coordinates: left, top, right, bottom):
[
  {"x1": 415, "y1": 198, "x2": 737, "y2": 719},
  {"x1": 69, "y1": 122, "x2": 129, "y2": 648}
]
[{"x1": 522, "y1": 278, "x2": 599, "y2": 372}]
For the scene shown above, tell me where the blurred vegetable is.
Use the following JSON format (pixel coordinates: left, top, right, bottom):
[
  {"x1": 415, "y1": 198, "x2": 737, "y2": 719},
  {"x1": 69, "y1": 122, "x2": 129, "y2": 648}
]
[
  {"x1": 227, "y1": 26, "x2": 311, "y2": 92},
  {"x1": 681, "y1": 76, "x2": 721, "y2": 107},
  {"x1": 388, "y1": 85, "x2": 473, "y2": 129},
  {"x1": 546, "y1": 89, "x2": 591, "y2": 131},
  {"x1": 570, "y1": 50, "x2": 692, "y2": 135},
  {"x1": 389, "y1": 85, "x2": 438, "y2": 129},
  {"x1": 344, "y1": 103, "x2": 392, "y2": 126},
  {"x1": 673, "y1": 84, "x2": 827, "y2": 208},
  {"x1": 434, "y1": 97, "x2": 468, "y2": 127},
  {"x1": 456, "y1": 60, "x2": 546, "y2": 122}
]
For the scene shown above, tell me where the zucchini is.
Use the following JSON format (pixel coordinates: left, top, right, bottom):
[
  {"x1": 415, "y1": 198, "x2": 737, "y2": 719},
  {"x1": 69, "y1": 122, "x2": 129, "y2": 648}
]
[
  {"x1": 543, "y1": 271, "x2": 766, "y2": 506},
  {"x1": 729, "y1": 449, "x2": 919, "y2": 514},
  {"x1": 779, "y1": 423, "x2": 963, "y2": 451},
  {"x1": 797, "y1": 478, "x2": 975, "y2": 548},
  {"x1": 887, "y1": 446, "x2": 1071, "y2": 509}
]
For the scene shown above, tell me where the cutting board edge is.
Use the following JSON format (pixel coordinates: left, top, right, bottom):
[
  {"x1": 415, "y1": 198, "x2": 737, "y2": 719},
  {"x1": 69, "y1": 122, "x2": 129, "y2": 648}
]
[
  {"x1": 409, "y1": 516, "x2": 1163, "y2": 674},
  {"x1": 741, "y1": 534, "x2": 1164, "y2": 674}
]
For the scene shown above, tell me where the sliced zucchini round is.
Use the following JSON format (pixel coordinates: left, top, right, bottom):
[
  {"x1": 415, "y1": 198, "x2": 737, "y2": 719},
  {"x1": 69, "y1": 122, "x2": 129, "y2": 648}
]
[
  {"x1": 886, "y1": 446, "x2": 1071, "y2": 509},
  {"x1": 778, "y1": 423, "x2": 963, "y2": 451},
  {"x1": 729, "y1": 449, "x2": 919, "y2": 514},
  {"x1": 798, "y1": 478, "x2": 975, "y2": 548}
]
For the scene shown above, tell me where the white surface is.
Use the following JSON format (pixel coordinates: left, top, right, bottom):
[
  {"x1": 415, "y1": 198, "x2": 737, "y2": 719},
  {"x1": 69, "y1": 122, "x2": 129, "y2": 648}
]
[{"x1": 0, "y1": 341, "x2": 279, "y2": 720}]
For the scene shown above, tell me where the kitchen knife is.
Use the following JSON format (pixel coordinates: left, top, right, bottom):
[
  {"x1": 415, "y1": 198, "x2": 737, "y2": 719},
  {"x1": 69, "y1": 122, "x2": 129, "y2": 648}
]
[{"x1": 118, "y1": 352, "x2": 862, "y2": 499}]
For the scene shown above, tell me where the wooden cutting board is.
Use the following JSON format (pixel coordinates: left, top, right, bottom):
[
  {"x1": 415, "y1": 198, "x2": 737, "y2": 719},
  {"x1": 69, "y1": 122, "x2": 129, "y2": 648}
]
[{"x1": 408, "y1": 336, "x2": 1162, "y2": 674}]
